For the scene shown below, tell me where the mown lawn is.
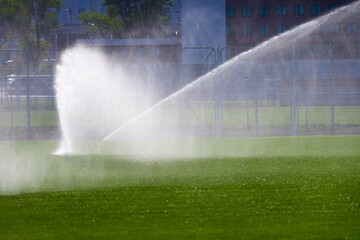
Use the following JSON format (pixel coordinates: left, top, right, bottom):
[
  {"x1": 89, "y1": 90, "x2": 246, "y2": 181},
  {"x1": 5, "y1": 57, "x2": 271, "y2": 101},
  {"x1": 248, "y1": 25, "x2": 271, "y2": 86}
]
[{"x1": 0, "y1": 136, "x2": 359, "y2": 239}]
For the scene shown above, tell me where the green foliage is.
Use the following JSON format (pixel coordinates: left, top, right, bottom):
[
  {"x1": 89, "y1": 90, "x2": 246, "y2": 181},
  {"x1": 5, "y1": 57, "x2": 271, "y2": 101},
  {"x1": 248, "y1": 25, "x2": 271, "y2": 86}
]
[
  {"x1": 0, "y1": 0, "x2": 61, "y2": 65},
  {"x1": 78, "y1": 0, "x2": 174, "y2": 38},
  {"x1": 77, "y1": 10, "x2": 124, "y2": 38}
]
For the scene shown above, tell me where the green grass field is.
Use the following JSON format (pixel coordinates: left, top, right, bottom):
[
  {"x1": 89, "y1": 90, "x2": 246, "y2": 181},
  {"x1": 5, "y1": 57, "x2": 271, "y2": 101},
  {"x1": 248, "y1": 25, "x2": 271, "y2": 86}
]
[{"x1": 0, "y1": 136, "x2": 359, "y2": 239}]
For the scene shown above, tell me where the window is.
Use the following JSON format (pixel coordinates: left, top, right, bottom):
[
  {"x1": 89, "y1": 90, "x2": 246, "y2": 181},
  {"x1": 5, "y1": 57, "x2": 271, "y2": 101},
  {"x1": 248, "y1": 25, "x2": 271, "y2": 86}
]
[
  {"x1": 242, "y1": 26, "x2": 252, "y2": 36},
  {"x1": 294, "y1": 5, "x2": 304, "y2": 16},
  {"x1": 277, "y1": 25, "x2": 287, "y2": 34},
  {"x1": 260, "y1": 25, "x2": 269, "y2": 36},
  {"x1": 347, "y1": 24, "x2": 357, "y2": 34},
  {"x1": 312, "y1": 45, "x2": 319, "y2": 54},
  {"x1": 312, "y1": 4, "x2": 322, "y2": 15},
  {"x1": 329, "y1": 4, "x2": 339, "y2": 12},
  {"x1": 226, "y1": 6, "x2": 235, "y2": 17},
  {"x1": 330, "y1": 24, "x2": 339, "y2": 33},
  {"x1": 78, "y1": 8, "x2": 85, "y2": 14},
  {"x1": 315, "y1": 25, "x2": 323, "y2": 35},
  {"x1": 260, "y1": 6, "x2": 270, "y2": 16},
  {"x1": 226, "y1": 26, "x2": 235, "y2": 37},
  {"x1": 277, "y1": 5, "x2": 286, "y2": 16},
  {"x1": 242, "y1": 6, "x2": 252, "y2": 17},
  {"x1": 348, "y1": 6, "x2": 357, "y2": 14}
]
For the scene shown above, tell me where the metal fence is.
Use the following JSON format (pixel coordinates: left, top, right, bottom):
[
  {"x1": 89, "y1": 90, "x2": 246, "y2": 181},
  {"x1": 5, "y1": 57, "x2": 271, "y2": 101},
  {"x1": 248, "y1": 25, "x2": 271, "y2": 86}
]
[
  {"x1": 0, "y1": 49, "x2": 57, "y2": 140},
  {"x1": 0, "y1": 45, "x2": 359, "y2": 140},
  {"x1": 177, "y1": 45, "x2": 360, "y2": 137}
]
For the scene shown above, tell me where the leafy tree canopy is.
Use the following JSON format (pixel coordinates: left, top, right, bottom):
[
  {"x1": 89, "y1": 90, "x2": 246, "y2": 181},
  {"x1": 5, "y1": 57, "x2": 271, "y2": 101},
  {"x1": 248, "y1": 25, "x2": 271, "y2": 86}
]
[
  {"x1": 78, "y1": 0, "x2": 174, "y2": 38},
  {"x1": 0, "y1": 0, "x2": 61, "y2": 65},
  {"x1": 77, "y1": 10, "x2": 124, "y2": 39}
]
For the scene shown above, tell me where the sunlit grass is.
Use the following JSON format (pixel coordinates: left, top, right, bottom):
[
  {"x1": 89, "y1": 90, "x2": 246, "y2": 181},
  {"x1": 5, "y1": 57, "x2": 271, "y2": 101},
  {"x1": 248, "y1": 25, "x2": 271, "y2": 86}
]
[{"x1": 0, "y1": 136, "x2": 359, "y2": 239}]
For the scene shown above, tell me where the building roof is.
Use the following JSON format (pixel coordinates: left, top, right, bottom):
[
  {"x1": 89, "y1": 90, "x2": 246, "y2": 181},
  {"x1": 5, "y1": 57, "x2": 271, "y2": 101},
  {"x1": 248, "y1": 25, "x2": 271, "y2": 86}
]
[{"x1": 78, "y1": 38, "x2": 180, "y2": 46}]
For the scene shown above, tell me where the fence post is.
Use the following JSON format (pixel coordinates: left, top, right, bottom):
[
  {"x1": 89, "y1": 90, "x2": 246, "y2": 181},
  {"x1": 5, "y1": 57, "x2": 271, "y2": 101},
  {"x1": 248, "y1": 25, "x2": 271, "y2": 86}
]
[
  {"x1": 0, "y1": 71, "x2": 2, "y2": 107},
  {"x1": 178, "y1": 48, "x2": 183, "y2": 134},
  {"x1": 16, "y1": 67, "x2": 20, "y2": 109},
  {"x1": 358, "y1": 31, "x2": 360, "y2": 62},
  {"x1": 139, "y1": 47, "x2": 145, "y2": 110},
  {"x1": 291, "y1": 46, "x2": 297, "y2": 136},
  {"x1": 10, "y1": 84, "x2": 13, "y2": 128},
  {"x1": 254, "y1": 61, "x2": 258, "y2": 137},
  {"x1": 1, "y1": 72, "x2": 4, "y2": 108},
  {"x1": 34, "y1": 67, "x2": 38, "y2": 110},
  {"x1": 246, "y1": 95, "x2": 249, "y2": 128},
  {"x1": 54, "y1": 29, "x2": 58, "y2": 60},
  {"x1": 329, "y1": 42, "x2": 335, "y2": 134},
  {"x1": 51, "y1": 68, "x2": 55, "y2": 108},
  {"x1": 305, "y1": 94, "x2": 308, "y2": 129},
  {"x1": 26, "y1": 51, "x2": 31, "y2": 140},
  {"x1": 216, "y1": 47, "x2": 223, "y2": 135}
]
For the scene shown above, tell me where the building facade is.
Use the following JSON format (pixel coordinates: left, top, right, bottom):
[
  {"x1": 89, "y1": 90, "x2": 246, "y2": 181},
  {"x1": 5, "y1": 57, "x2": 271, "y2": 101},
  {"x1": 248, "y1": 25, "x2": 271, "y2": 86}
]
[{"x1": 226, "y1": 0, "x2": 358, "y2": 51}]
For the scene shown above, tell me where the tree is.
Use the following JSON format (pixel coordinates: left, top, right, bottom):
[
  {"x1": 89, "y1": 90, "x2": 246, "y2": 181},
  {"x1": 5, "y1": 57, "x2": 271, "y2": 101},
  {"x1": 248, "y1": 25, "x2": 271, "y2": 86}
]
[
  {"x1": 0, "y1": 0, "x2": 61, "y2": 66},
  {"x1": 78, "y1": 0, "x2": 174, "y2": 38},
  {"x1": 77, "y1": 10, "x2": 124, "y2": 39}
]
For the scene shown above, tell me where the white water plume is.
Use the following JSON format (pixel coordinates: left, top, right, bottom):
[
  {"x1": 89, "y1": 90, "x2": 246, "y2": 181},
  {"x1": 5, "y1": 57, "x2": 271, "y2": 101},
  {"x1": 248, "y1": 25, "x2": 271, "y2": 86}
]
[
  {"x1": 55, "y1": 45, "x2": 145, "y2": 154},
  {"x1": 56, "y1": 1, "x2": 360, "y2": 156}
]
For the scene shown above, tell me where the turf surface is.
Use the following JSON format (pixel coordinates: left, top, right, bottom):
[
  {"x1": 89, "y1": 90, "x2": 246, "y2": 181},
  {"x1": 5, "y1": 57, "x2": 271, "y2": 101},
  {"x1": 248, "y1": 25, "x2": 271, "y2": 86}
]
[{"x1": 0, "y1": 136, "x2": 359, "y2": 239}]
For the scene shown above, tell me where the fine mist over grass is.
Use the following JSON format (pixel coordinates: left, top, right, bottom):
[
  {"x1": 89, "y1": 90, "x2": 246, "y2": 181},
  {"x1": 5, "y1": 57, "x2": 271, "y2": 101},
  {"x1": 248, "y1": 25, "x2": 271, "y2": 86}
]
[
  {"x1": 0, "y1": 136, "x2": 359, "y2": 194},
  {"x1": 0, "y1": 136, "x2": 359, "y2": 239}
]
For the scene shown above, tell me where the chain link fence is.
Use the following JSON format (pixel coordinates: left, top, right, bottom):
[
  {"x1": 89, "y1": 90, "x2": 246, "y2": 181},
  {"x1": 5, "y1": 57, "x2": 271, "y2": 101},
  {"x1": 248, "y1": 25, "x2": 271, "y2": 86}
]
[
  {"x1": 0, "y1": 49, "x2": 57, "y2": 140},
  {"x1": 0, "y1": 44, "x2": 359, "y2": 140}
]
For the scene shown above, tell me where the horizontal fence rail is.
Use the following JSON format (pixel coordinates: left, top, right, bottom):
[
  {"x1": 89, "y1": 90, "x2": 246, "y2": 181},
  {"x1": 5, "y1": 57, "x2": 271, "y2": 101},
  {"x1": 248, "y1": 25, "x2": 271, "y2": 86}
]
[{"x1": 0, "y1": 46, "x2": 359, "y2": 140}]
